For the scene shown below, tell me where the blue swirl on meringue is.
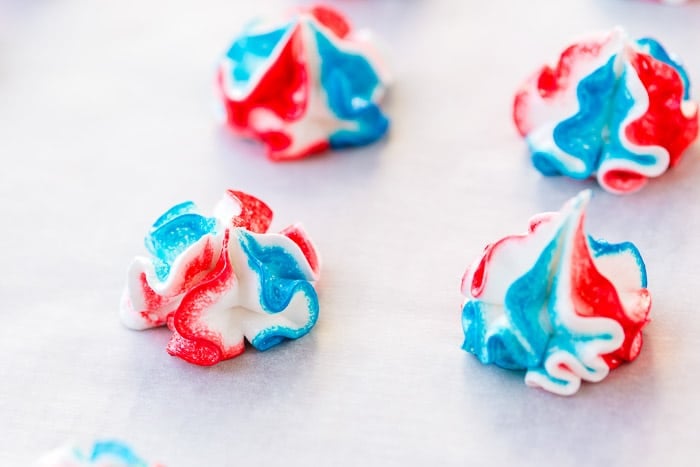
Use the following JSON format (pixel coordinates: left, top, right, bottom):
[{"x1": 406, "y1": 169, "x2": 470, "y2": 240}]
[
  {"x1": 236, "y1": 230, "x2": 319, "y2": 351},
  {"x1": 145, "y1": 202, "x2": 219, "y2": 282}
]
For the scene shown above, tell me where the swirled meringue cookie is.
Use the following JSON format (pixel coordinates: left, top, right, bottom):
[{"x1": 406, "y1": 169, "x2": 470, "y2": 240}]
[
  {"x1": 514, "y1": 27, "x2": 698, "y2": 194},
  {"x1": 121, "y1": 190, "x2": 321, "y2": 366},
  {"x1": 217, "y1": 5, "x2": 390, "y2": 161},
  {"x1": 461, "y1": 190, "x2": 651, "y2": 396},
  {"x1": 34, "y1": 440, "x2": 160, "y2": 467}
]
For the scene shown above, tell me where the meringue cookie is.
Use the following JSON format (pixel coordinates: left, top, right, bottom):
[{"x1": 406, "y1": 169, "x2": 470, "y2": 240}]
[
  {"x1": 461, "y1": 190, "x2": 651, "y2": 395},
  {"x1": 34, "y1": 440, "x2": 160, "y2": 467},
  {"x1": 514, "y1": 27, "x2": 698, "y2": 194},
  {"x1": 121, "y1": 190, "x2": 321, "y2": 366},
  {"x1": 217, "y1": 5, "x2": 390, "y2": 161}
]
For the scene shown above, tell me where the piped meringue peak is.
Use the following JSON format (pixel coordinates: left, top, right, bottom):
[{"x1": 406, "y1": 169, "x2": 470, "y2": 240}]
[
  {"x1": 514, "y1": 27, "x2": 698, "y2": 194},
  {"x1": 460, "y1": 190, "x2": 651, "y2": 396},
  {"x1": 120, "y1": 190, "x2": 321, "y2": 366}
]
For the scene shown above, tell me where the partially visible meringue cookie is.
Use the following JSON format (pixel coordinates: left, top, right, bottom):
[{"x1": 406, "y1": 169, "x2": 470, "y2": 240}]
[
  {"x1": 34, "y1": 440, "x2": 160, "y2": 467},
  {"x1": 650, "y1": 0, "x2": 690, "y2": 4}
]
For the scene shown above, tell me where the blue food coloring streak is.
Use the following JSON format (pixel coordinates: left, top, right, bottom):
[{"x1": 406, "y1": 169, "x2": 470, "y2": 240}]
[
  {"x1": 530, "y1": 56, "x2": 618, "y2": 178},
  {"x1": 637, "y1": 38, "x2": 691, "y2": 100},
  {"x1": 523, "y1": 250, "x2": 620, "y2": 389},
  {"x1": 312, "y1": 24, "x2": 389, "y2": 149},
  {"x1": 144, "y1": 202, "x2": 218, "y2": 282},
  {"x1": 226, "y1": 22, "x2": 294, "y2": 90},
  {"x1": 588, "y1": 235, "x2": 647, "y2": 287},
  {"x1": 237, "y1": 231, "x2": 319, "y2": 351},
  {"x1": 71, "y1": 440, "x2": 149, "y2": 466},
  {"x1": 463, "y1": 233, "x2": 560, "y2": 370}
]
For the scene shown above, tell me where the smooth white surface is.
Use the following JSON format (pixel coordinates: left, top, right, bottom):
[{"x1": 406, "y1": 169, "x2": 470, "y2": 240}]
[{"x1": 1, "y1": 0, "x2": 700, "y2": 465}]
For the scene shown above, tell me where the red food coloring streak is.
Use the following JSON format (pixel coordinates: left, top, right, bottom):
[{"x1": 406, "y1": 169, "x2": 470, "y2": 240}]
[
  {"x1": 219, "y1": 25, "x2": 310, "y2": 158},
  {"x1": 270, "y1": 140, "x2": 331, "y2": 161},
  {"x1": 624, "y1": 49, "x2": 699, "y2": 168},
  {"x1": 600, "y1": 169, "x2": 647, "y2": 194},
  {"x1": 226, "y1": 190, "x2": 273, "y2": 233},
  {"x1": 469, "y1": 253, "x2": 489, "y2": 298},
  {"x1": 135, "y1": 238, "x2": 219, "y2": 326},
  {"x1": 181, "y1": 239, "x2": 218, "y2": 286},
  {"x1": 260, "y1": 131, "x2": 292, "y2": 153},
  {"x1": 168, "y1": 231, "x2": 244, "y2": 366},
  {"x1": 166, "y1": 329, "x2": 233, "y2": 367},
  {"x1": 568, "y1": 214, "x2": 650, "y2": 367},
  {"x1": 138, "y1": 273, "x2": 167, "y2": 317},
  {"x1": 281, "y1": 224, "x2": 320, "y2": 276},
  {"x1": 528, "y1": 213, "x2": 555, "y2": 232},
  {"x1": 306, "y1": 5, "x2": 351, "y2": 38},
  {"x1": 513, "y1": 86, "x2": 537, "y2": 137},
  {"x1": 513, "y1": 35, "x2": 609, "y2": 137},
  {"x1": 466, "y1": 214, "x2": 557, "y2": 298}
]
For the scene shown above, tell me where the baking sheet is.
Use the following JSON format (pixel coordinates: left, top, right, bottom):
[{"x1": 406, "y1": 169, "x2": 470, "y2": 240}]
[{"x1": 2, "y1": 0, "x2": 700, "y2": 465}]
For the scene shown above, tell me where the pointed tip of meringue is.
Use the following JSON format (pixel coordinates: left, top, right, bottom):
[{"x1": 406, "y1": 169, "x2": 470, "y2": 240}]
[
  {"x1": 577, "y1": 188, "x2": 593, "y2": 203},
  {"x1": 610, "y1": 25, "x2": 627, "y2": 40},
  {"x1": 554, "y1": 190, "x2": 593, "y2": 229},
  {"x1": 563, "y1": 189, "x2": 592, "y2": 212}
]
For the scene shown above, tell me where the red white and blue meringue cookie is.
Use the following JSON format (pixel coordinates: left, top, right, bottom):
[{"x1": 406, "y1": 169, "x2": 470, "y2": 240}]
[
  {"x1": 120, "y1": 190, "x2": 320, "y2": 366},
  {"x1": 217, "y1": 5, "x2": 390, "y2": 161},
  {"x1": 514, "y1": 27, "x2": 698, "y2": 194},
  {"x1": 461, "y1": 190, "x2": 651, "y2": 396},
  {"x1": 34, "y1": 440, "x2": 161, "y2": 467}
]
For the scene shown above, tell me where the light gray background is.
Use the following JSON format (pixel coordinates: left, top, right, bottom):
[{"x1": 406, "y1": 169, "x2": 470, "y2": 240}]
[{"x1": 2, "y1": 0, "x2": 700, "y2": 465}]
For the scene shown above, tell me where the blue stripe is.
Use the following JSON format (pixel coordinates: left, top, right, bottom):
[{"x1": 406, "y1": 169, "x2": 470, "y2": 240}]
[
  {"x1": 88, "y1": 440, "x2": 148, "y2": 466},
  {"x1": 225, "y1": 22, "x2": 294, "y2": 88},
  {"x1": 144, "y1": 203, "x2": 218, "y2": 282},
  {"x1": 312, "y1": 24, "x2": 389, "y2": 149},
  {"x1": 237, "y1": 231, "x2": 319, "y2": 351},
  {"x1": 531, "y1": 56, "x2": 617, "y2": 179},
  {"x1": 151, "y1": 201, "x2": 196, "y2": 230},
  {"x1": 588, "y1": 235, "x2": 648, "y2": 287}
]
